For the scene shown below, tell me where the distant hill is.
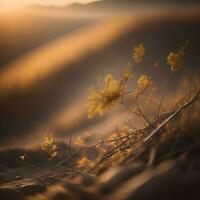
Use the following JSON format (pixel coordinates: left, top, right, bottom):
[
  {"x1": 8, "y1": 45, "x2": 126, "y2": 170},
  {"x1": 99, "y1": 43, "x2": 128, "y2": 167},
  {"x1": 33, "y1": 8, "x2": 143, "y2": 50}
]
[{"x1": 29, "y1": 0, "x2": 200, "y2": 12}]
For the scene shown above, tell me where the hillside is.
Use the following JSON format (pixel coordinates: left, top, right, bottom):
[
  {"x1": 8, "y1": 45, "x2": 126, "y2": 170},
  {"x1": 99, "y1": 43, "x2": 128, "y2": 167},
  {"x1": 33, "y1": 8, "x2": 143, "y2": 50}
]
[
  {"x1": 29, "y1": 0, "x2": 200, "y2": 12},
  {"x1": 0, "y1": 10, "x2": 200, "y2": 146}
]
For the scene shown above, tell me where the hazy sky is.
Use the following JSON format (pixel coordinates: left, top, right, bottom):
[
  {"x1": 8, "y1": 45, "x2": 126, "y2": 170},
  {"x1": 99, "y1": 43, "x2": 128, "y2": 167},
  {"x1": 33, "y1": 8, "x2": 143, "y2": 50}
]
[{"x1": 0, "y1": 0, "x2": 97, "y2": 8}]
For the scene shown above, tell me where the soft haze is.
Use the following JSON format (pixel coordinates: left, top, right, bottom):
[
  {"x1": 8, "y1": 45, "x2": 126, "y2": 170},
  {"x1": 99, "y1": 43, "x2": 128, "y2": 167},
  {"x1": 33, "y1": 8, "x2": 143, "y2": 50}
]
[{"x1": 0, "y1": 0, "x2": 98, "y2": 8}]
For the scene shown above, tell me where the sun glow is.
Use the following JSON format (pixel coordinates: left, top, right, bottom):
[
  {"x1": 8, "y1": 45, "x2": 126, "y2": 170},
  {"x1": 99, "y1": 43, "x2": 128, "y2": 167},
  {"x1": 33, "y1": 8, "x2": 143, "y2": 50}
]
[{"x1": 0, "y1": 0, "x2": 98, "y2": 8}]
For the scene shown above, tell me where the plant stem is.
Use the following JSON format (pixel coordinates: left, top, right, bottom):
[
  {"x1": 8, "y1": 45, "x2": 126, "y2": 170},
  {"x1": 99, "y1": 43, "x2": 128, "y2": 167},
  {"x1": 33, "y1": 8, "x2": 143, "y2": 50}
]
[{"x1": 156, "y1": 72, "x2": 174, "y2": 118}]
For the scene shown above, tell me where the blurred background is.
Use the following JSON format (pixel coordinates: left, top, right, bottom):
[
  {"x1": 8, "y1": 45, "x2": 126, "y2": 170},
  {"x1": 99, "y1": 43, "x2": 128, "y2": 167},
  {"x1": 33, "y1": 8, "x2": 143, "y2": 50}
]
[{"x1": 0, "y1": 0, "x2": 200, "y2": 149}]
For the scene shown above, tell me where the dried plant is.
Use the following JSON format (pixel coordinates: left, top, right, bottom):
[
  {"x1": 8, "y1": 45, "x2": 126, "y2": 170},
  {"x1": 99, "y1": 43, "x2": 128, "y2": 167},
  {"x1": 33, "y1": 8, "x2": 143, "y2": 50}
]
[
  {"x1": 133, "y1": 43, "x2": 146, "y2": 64},
  {"x1": 134, "y1": 74, "x2": 153, "y2": 99},
  {"x1": 157, "y1": 40, "x2": 190, "y2": 117},
  {"x1": 87, "y1": 43, "x2": 149, "y2": 121},
  {"x1": 77, "y1": 155, "x2": 95, "y2": 170},
  {"x1": 43, "y1": 40, "x2": 199, "y2": 178},
  {"x1": 87, "y1": 74, "x2": 127, "y2": 118},
  {"x1": 74, "y1": 132, "x2": 91, "y2": 147},
  {"x1": 167, "y1": 40, "x2": 188, "y2": 71},
  {"x1": 42, "y1": 133, "x2": 58, "y2": 159}
]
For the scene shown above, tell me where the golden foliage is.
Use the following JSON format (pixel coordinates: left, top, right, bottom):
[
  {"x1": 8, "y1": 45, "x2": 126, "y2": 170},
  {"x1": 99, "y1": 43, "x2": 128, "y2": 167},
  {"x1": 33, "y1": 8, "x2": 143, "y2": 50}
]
[
  {"x1": 77, "y1": 155, "x2": 94, "y2": 169},
  {"x1": 108, "y1": 132, "x2": 118, "y2": 140},
  {"x1": 111, "y1": 151, "x2": 124, "y2": 163},
  {"x1": 133, "y1": 43, "x2": 146, "y2": 64},
  {"x1": 167, "y1": 41, "x2": 188, "y2": 71},
  {"x1": 87, "y1": 43, "x2": 148, "y2": 119},
  {"x1": 167, "y1": 52, "x2": 183, "y2": 71},
  {"x1": 134, "y1": 74, "x2": 152, "y2": 99},
  {"x1": 74, "y1": 136, "x2": 85, "y2": 147},
  {"x1": 111, "y1": 148, "x2": 132, "y2": 165},
  {"x1": 42, "y1": 133, "x2": 58, "y2": 159},
  {"x1": 97, "y1": 145, "x2": 108, "y2": 155},
  {"x1": 87, "y1": 74, "x2": 126, "y2": 119},
  {"x1": 138, "y1": 75, "x2": 151, "y2": 90},
  {"x1": 74, "y1": 132, "x2": 91, "y2": 147},
  {"x1": 122, "y1": 68, "x2": 133, "y2": 81}
]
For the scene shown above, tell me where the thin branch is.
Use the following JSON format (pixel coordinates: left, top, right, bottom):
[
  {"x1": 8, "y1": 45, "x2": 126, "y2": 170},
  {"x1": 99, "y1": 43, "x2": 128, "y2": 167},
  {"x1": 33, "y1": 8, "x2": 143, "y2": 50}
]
[
  {"x1": 135, "y1": 100, "x2": 152, "y2": 126},
  {"x1": 68, "y1": 133, "x2": 72, "y2": 156},
  {"x1": 44, "y1": 147, "x2": 83, "y2": 181},
  {"x1": 90, "y1": 128, "x2": 147, "y2": 172},
  {"x1": 156, "y1": 72, "x2": 174, "y2": 118},
  {"x1": 124, "y1": 90, "x2": 200, "y2": 164},
  {"x1": 120, "y1": 94, "x2": 152, "y2": 126}
]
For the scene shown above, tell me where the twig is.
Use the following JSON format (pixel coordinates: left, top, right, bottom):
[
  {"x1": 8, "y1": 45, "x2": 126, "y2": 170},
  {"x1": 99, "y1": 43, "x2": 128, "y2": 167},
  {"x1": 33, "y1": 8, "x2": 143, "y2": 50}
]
[
  {"x1": 147, "y1": 90, "x2": 199, "y2": 142},
  {"x1": 156, "y1": 72, "x2": 174, "y2": 118},
  {"x1": 68, "y1": 133, "x2": 72, "y2": 156},
  {"x1": 123, "y1": 90, "x2": 200, "y2": 164},
  {"x1": 90, "y1": 128, "x2": 147, "y2": 172},
  {"x1": 135, "y1": 100, "x2": 152, "y2": 126},
  {"x1": 120, "y1": 94, "x2": 152, "y2": 126},
  {"x1": 44, "y1": 147, "x2": 83, "y2": 181},
  {"x1": 90, "y1": 127, "x2": 143, "y2": 149}
]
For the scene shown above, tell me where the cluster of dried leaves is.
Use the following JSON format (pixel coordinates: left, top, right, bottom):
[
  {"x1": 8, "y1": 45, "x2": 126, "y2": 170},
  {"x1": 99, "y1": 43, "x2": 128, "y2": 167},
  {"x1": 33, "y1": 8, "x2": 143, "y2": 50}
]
[{"x1": 42, "y1": 133, "x2": 58, "y2": 159}]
